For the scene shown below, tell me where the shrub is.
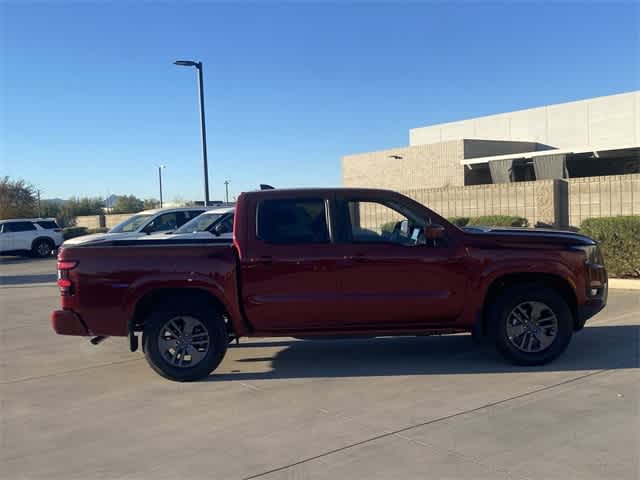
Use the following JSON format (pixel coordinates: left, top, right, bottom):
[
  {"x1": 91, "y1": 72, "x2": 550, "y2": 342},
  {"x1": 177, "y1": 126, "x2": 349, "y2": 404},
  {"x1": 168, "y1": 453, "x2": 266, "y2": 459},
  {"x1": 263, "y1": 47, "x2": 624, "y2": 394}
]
[
  {"x1": 381, "y1": 221, "x2": 397, "y2": 233},
  {"x1": 63, "y1": 227, "x2": 109, "y2": 240},
  {"x1": 580, "y1": 216, "x2": 640, "y2": 278},
  {"x1": 448, "y1": 217, "x2": 470, "y2": 227},
  {"x1": 467, "y1": 215, "x2": 529, "y2": 227},
  {"x1": 63, "y1": 227, "x2": 88, "y2": 240}
]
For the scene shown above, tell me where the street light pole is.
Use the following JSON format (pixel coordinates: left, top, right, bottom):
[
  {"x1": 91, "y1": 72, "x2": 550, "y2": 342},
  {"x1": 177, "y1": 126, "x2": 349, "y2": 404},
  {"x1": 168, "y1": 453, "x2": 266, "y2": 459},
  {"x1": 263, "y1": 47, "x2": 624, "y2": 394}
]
[
  {"x1": 224, "y1": 180, "x2": 230, "y2": 204},
  {"x1": 158, "y1": 165, "x2": 166, "y2": 208},
  {"x1": 174, "y1": 60, "x2": 210, "y2": 206}
]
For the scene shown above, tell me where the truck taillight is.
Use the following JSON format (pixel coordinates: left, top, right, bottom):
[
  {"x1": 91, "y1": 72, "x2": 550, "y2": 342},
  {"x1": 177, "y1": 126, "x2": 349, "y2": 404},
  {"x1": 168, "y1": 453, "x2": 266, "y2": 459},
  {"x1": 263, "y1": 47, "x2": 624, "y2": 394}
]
[{"x1": 57, "y1": 261, "x2": 78, "y2": 295}]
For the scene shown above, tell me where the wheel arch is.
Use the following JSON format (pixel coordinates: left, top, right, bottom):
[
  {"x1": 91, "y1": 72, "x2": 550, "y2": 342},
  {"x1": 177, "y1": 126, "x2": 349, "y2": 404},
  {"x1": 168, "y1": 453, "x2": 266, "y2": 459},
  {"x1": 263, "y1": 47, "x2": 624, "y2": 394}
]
[
  {"x1": 479, "y1": 272, "x2": 578, "y2": 338},
  {"x1": 129, "y1": 287, "x2": 234, "y2": 336}
]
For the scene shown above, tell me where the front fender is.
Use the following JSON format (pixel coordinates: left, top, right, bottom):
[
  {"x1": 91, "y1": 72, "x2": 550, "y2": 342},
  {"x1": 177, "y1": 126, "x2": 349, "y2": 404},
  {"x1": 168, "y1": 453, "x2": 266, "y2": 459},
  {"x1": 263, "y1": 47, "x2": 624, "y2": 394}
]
[{"x1": 460, "y1": 252, "x2": 582, "y2": 327}]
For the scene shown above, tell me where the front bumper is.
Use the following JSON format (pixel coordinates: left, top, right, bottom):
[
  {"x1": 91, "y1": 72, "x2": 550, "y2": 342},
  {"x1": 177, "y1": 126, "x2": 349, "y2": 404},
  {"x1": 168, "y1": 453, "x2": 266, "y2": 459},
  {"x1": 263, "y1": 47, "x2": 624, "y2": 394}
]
[
  {"x1": 576, "y1": 274, "x2": 608, "y2": 330},
  {"x1": 51, "y1": 310, "x2": 89, "y2": 336}
]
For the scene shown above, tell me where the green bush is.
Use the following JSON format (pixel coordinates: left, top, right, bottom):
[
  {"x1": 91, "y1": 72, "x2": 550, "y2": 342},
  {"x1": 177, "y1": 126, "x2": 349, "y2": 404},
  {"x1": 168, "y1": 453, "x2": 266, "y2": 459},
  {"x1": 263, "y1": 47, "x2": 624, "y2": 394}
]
[
  {"x1": 580, "y1": 216, "x2": 640, "y2": 278},
  {"x1": 63, "y1": 227, "x2": 108, "y2": 240},
  {"x1": 467, "y1": 215, "x2": 529, "y2": 227},
  {"x1": 448, "y1": 217, "x2": 470, "y2": 227},
  {"x1": 381, "y1": 221, "x2": 397, "y2": 233},
  {"x1": 63, "y1": 227, "x2": 88, "y2": 240}
]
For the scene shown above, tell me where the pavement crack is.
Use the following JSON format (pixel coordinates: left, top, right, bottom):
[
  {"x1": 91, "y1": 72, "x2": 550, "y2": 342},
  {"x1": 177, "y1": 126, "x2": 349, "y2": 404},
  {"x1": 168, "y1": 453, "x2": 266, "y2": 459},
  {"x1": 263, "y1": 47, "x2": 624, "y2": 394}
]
[
  {"x1": 242, "y1": 368, "x2": 612, "y2": 480},
  {"x1": 1, "y1": 357, "x2": 143, "y2": 385},
  {"x1": 393, "y1": 432, "x2": 531, "y2": 480}
]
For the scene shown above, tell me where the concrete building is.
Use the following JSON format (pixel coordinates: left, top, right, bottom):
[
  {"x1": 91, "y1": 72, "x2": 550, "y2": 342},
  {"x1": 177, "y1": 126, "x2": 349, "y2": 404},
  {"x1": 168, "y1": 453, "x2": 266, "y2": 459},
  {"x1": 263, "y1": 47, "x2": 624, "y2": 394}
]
[{"x1": 343, "y1": 91, "x2": 640, "y2": 191}]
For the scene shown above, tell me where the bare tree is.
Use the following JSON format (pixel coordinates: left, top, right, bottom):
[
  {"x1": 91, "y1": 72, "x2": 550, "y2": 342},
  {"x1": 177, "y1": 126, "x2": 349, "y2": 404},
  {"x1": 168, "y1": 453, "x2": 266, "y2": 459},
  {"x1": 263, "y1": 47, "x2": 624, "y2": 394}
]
[{"x1": 0, "y1": 176, "x2": 37, "y2": 219}]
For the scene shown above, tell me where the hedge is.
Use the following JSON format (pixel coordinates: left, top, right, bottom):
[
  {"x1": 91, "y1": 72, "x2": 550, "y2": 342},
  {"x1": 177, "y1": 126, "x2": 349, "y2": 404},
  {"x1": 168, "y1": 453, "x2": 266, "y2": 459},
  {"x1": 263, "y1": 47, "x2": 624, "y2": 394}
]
[
  {"x1": 63, "y1": 227, "x2": 108, "y2": 240},
  {"x1": 448, "y1": 215, "x2": 528, "y2": 228},
  {"x1": 448, "y1": 217, "x2": 470, "y2": 227},
  {"x1": 580, "y1": 216, "x2": 640, "y2": 278}
]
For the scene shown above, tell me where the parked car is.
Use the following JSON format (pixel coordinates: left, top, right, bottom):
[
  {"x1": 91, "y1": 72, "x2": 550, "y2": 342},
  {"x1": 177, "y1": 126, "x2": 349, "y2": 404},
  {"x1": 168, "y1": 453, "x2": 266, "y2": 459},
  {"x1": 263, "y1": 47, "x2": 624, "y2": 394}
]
[
  {"x1": 0, "y1": 218, "x2": 63, "y2": 258},
  {"x1": 52, "y1": 187, "x2": 608, "y2": 381},
  {"x1": 149, "y1": 206, "x2": 234, "y2": 240},
  {"x1": 63, "y1": 207, "x2": 208, "y2": 245}
]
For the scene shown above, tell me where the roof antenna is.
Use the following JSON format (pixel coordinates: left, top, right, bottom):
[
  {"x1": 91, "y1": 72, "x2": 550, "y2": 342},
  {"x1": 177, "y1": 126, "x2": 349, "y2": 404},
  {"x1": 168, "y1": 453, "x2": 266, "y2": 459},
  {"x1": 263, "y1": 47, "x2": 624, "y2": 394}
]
[{"x1": 260, "y1": 184, "x2": 275, "y2": 190}]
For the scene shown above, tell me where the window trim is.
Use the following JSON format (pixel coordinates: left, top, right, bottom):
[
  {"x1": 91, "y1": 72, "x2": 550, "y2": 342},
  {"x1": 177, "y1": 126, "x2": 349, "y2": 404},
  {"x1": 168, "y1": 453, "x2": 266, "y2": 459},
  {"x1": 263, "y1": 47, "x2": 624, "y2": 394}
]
[{"x1": 255, "y1": 197, "x2": 333, "y2": 245}]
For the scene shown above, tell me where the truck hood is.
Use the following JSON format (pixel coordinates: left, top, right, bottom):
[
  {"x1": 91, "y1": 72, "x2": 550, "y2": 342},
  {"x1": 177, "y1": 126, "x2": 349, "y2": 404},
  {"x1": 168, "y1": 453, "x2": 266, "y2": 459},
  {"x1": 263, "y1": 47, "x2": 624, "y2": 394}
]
[
  {"x1": 63, "y1": 231, "x2": 140, "y2": 246},
  {"x1": 461, "y1": 226, "x2": 596, "y2": 248},
  {"x1": 144, "y1": 231, "x2": 233, "y2": 241}
]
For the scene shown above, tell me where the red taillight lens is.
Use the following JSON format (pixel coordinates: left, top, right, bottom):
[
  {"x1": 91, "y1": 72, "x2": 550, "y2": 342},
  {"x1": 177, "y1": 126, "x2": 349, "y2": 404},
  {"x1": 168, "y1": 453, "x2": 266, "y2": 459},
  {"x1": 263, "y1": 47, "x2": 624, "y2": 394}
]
[
  {"x1": 57, "y1": 261, "x2": 78, "y2": 295},
  {"x1": 57, "y1": 261, "x2": 78, "y2": 270}
]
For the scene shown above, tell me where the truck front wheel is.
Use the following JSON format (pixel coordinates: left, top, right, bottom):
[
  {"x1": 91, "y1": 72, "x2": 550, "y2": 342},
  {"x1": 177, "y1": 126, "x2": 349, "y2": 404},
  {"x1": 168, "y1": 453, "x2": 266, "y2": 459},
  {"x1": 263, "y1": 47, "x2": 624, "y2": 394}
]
[
  {"x1": 490, "y1": 285, "x2": 573, "y2": 366},
  {"x1": 142, "y1": 304, "x2": 228, "y2": 381}
]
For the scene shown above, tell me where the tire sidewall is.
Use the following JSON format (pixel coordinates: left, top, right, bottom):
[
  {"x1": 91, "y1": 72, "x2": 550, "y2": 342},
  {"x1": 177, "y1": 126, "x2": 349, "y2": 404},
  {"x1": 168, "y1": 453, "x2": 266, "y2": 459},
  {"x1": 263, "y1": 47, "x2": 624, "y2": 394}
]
[
  {"x1": 492, "y1": 285, "x2": 573, "y2": 365},
  {"x1": 32, "y1": 239, "x2": 53, "y2": 258},
  {"x1": 143, "y1": 305, "x2": 227, "y2": 381}
]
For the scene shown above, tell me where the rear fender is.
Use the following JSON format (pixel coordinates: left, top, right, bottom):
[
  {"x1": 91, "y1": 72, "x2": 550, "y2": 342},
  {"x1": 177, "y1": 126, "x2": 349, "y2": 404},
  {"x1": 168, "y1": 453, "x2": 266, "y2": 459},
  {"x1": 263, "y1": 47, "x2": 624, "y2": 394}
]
[{"x1": 122, "y1": 272, "x2": 247, "y2": 336}]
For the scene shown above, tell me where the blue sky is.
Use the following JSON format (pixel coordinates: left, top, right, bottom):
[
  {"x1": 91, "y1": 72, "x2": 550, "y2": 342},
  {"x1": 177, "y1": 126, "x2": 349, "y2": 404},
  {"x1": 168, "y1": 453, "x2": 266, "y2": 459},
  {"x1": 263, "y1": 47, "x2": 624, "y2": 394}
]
[{"x1": 1, "y1": 1, "x2": 638, "y2": 202}]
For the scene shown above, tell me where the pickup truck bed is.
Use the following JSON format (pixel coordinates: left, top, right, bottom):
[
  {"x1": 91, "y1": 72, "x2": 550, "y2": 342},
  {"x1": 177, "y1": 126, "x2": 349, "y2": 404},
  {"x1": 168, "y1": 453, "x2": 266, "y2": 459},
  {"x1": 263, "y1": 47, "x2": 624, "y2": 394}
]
[{"x1": 52, "y1": 188, "x2": 608, "y2": 381}]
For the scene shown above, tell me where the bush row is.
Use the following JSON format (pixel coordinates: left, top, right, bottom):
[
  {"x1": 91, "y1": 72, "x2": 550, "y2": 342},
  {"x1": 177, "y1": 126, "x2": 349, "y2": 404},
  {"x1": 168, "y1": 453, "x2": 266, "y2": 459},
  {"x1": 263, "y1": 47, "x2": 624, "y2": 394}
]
[
  {"x1": 579, "y1": 216, "x2": 640, "y2": 278},
  {"x1": 447, "y1": 216, "x2": 528, "y2": 228},
  {"x1": 63, "y1": 227, "x2": 109, "y2": 240}
]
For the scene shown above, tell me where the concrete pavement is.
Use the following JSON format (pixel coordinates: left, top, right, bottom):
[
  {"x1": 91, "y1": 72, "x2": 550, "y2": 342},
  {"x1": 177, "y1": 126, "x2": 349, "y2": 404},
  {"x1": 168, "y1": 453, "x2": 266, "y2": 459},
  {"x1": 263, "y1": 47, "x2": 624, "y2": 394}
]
[{"x1": 0, "y1": 258, "x2": 638, "y2": 479}]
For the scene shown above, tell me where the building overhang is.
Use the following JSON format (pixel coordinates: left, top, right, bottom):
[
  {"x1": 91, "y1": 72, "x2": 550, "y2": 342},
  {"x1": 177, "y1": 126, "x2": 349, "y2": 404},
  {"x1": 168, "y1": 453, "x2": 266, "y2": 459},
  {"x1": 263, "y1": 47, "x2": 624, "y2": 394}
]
[{"x1": 461, "y1": 143, "x2": 640, "y2": 167}]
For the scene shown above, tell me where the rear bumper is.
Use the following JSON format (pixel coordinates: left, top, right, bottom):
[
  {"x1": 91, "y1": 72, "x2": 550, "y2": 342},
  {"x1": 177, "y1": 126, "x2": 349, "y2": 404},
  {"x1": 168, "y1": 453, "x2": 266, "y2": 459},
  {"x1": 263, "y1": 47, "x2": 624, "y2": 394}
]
[{"x1": 51, "y1": 310, "x2": 89, "y2": 336}]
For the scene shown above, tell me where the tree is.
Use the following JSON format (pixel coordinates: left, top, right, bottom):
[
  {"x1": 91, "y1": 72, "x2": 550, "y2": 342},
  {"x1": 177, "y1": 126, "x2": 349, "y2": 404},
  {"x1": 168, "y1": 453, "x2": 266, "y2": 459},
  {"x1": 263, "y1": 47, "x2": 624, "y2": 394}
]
[
  {"x1": 111, "y1": 195, "x2": 144, "y2": 214},
  {"x1": 0, "y1": 176, "x2": 37, "y2": 219},
  {"x1": 143, "y1": 198, "x2": 160, "y2": 210}
]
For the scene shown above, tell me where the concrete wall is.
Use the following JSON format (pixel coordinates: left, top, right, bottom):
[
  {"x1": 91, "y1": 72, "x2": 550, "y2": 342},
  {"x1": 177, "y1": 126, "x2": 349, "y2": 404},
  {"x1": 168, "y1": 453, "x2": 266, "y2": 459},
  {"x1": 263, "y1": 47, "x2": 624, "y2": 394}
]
[
  {"x1": 342, "y1": 140, "x2": 465, "y2": 191},
  {"x1": 400, "y1": 179, "x2": 559, "y2": 226},
  {"x1": 105, "y1": 214, "x2": 136, "y2": 229},
  {"x1": 75, "y1": 213, "x2": 139, "y2": 229},
  {"x1": 410, "y1": 91, "x2": 639, "y2": 149},
  {"x1": 569, "y1": 174, "x2": 640, "y2": 226},
  {"x1": 75, "y1": 215, "x2": 104, "y2": 229}
]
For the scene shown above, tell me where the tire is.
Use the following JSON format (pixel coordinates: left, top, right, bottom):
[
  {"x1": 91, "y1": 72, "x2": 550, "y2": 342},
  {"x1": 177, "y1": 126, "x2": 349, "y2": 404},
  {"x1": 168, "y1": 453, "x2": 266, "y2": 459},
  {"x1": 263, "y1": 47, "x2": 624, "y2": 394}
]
[
  {"x1": 31, "y1": 238, "x2": 54, "y2": 258},
  {"x1": 142, "y1": 302, "x2": 227, "y2": 381},
  {"x1": 490, "y1": 284, "x2": 573, "y2": 366}
]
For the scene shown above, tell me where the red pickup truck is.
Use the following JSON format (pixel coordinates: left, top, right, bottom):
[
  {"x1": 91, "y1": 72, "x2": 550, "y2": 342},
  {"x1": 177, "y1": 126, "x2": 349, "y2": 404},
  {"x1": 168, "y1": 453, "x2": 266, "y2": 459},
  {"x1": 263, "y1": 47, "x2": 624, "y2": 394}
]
[{"x1": 52, "y1": 188, "x2": 608, "y2": 381}]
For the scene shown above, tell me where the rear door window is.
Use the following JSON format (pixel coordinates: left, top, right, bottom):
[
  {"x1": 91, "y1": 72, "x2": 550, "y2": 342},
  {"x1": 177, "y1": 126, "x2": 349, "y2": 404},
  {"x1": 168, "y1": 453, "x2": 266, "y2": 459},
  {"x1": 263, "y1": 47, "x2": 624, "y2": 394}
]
[
  {"x1": 36, "y1": 220, "x2": 59, "y2": 229},
  {"x1": 257, "y1": 199, "x2": 329, "y2": 244}
]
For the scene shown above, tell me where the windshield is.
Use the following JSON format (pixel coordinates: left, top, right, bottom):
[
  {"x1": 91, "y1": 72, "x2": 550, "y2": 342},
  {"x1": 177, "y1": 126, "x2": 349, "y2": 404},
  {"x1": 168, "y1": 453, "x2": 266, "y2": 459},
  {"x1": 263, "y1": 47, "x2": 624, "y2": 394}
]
[
  {"x1": 173, "y1": 212, "x2": 223, "y2": 234},
  {"x1": 109, "y1": 214, "x2": 153, "y2": 233}
]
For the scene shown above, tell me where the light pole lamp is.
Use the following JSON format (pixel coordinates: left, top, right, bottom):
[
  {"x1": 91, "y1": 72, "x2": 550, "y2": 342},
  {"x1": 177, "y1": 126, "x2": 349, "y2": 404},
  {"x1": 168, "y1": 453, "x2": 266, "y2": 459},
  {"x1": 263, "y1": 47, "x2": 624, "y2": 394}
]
[
  {"x1": 224, "y1": 180, "x2": 230, "y2": 204},
  {"x1": 174, "y1": 60, "x2": 210, "y2": 206},
  {"x1": 158, "y1": 165, "x2": 166, "y2": 208}
]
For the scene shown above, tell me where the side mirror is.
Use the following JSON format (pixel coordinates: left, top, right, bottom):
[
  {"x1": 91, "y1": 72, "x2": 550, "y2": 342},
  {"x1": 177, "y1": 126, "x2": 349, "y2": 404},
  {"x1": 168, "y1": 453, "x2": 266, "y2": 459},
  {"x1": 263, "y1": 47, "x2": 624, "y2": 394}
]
[
  {"x1": 424, "y1": 224, "x2": 446, "y2": 240},
  {"x1": 142, "y1": 222, "x2": 155, "y2": 235}
]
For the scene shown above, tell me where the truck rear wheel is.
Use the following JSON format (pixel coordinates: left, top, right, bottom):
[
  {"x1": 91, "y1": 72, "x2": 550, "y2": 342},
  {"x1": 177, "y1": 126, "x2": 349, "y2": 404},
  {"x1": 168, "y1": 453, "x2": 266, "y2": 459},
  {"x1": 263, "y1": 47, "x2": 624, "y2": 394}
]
[
  {"x1": 142, "y1": 303, "x2": 227, "y2": 381},
  {"x1": 490, "y1": 285, "x2": 573, "y2": 366}
]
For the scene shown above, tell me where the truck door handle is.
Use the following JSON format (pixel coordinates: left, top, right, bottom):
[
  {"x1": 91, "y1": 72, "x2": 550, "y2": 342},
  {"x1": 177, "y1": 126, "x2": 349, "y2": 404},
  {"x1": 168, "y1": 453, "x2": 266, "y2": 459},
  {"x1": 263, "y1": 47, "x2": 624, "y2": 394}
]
[
  {"x1": 350, "y1": 254, "x2": 368, "y2": 263},
  {"x1": 256, "y1": 256, "x2": 273, "y2": 265}
]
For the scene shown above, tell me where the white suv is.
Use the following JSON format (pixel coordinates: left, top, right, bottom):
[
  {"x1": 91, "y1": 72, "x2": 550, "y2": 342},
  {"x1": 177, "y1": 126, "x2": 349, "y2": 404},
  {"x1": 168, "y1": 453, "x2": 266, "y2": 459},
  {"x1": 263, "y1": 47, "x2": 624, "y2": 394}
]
[{"x1": 0, "y1": 218, "x2": 64, "y2": 258}]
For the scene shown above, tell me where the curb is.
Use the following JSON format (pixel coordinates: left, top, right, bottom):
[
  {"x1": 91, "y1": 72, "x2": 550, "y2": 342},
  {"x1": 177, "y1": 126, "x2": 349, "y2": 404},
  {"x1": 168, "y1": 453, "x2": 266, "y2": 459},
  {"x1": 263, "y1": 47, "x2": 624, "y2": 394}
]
[{"x1": 609, "y1": 278, "x2": 640, "y2": 290}]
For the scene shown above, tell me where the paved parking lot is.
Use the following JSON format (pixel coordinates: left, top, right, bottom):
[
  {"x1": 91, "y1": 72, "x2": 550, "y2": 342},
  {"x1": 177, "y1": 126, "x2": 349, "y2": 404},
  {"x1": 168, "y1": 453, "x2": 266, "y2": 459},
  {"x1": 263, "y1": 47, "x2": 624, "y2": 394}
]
[{"x1": 1, "y1": 256, "x2": 638, "y2": 479}]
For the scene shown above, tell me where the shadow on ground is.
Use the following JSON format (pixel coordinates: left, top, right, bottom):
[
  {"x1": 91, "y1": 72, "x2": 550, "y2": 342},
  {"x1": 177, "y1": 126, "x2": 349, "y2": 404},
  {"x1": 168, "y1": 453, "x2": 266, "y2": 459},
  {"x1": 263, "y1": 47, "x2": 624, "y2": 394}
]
[
  {"x1": 0, "y1": 273, "x2": 57, "y2": 285},
  {"x1": 212, "y1": 324, "x2": 639, "y2": 382},
  {"x1": 0, "y1": 256, "x2": 55, "y2": 265}
]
